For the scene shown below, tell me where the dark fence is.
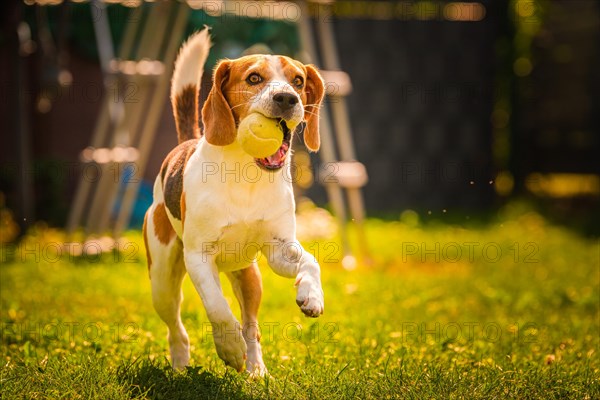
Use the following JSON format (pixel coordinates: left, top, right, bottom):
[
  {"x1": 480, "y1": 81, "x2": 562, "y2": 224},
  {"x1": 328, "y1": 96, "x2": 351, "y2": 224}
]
[{"x1": 311, "y1": 10, "x2": 498, "y2": 213}]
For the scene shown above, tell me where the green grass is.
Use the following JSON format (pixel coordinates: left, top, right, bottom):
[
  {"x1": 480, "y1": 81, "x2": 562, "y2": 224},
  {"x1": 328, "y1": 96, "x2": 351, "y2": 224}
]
[{"x1": 1, "y1": 203, "x2": 599, "y2": 399}]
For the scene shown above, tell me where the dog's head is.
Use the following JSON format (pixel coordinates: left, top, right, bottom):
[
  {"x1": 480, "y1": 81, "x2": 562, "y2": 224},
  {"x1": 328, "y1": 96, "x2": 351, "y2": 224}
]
[{"x1": 201, "y1": 55, "x2": 325, "y2": 170}]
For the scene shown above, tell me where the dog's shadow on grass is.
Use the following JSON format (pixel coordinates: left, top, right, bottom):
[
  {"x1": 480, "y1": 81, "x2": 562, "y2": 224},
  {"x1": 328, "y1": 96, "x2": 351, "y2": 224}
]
[{"x1": 117, "y1": 359, "x2": 259, "y2": 400}]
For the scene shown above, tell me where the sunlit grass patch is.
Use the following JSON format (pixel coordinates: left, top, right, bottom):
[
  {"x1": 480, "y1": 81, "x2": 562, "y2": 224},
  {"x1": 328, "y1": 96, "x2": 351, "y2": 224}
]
[{"x1": 1, "y1": 204, "x2": 598, "y2": 399}]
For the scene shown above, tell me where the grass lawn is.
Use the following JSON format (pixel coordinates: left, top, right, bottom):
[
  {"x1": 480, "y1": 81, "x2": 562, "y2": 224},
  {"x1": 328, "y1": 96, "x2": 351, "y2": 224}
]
[{"x1": 1, "y1": 203, "x2": 598, "y2": 399}]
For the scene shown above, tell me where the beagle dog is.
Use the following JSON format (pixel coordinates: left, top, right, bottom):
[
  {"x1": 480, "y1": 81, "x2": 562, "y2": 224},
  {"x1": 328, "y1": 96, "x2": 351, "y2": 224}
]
[{"x1": 143, "y1": 29, "x2": 325, "y2": 375}]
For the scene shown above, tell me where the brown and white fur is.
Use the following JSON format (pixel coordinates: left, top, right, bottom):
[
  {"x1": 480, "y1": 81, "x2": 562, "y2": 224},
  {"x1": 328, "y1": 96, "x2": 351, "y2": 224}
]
[{"x1": 143, "y1": 29, "x2": 325, "y2": 375}]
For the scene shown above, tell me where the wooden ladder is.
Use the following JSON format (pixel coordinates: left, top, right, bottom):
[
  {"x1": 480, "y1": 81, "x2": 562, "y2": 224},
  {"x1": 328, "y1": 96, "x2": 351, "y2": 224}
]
[
  {"x1": 297, "y1": 1, "x2": 370, "y2": 267},
  {"x1": 67, "y1": 1, "x2": 189, "y2": 236}
]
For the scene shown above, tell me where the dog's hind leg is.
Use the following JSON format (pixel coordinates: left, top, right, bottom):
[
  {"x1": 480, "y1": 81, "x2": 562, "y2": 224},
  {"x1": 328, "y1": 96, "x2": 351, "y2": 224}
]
[
  {"x1": 226, "y1": 262, "x2": 267, "y2": 376},
  {"x1": 144, "y1": 206, "x2": 190, "y2": 370}
]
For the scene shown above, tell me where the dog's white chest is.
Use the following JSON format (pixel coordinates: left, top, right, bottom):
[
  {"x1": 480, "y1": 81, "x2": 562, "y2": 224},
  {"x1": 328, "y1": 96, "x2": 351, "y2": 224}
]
[{"x1": 212, "y1": 219, "x2": 266, "y2": 271}]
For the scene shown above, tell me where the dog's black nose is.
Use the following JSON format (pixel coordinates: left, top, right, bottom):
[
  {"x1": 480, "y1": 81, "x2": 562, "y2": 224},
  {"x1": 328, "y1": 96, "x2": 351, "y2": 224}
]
[{"x1": 273, "y1": 93, "x2": 298, "y2": 111}]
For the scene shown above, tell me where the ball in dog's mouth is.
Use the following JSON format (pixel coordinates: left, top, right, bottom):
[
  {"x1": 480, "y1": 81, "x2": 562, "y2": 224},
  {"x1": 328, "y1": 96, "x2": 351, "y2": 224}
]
[{"x1": 255, "y1": 119, "x2": 292, "y2": 171}]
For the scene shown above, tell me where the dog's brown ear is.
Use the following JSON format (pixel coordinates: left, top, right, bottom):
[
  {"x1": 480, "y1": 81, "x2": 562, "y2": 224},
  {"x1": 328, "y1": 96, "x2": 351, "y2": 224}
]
[
  {"x1": 303, "y1": 65, "x2": 325, "y2": 152},
  {"x1": 202, "y1": 60, "x2": 237, "y2": 146}
]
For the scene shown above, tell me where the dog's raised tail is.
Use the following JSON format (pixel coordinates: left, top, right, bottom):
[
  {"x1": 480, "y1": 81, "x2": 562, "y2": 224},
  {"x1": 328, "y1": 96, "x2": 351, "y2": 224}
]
[{"x1": 171, "y1": 29, "x2": 211, "y2": 144}]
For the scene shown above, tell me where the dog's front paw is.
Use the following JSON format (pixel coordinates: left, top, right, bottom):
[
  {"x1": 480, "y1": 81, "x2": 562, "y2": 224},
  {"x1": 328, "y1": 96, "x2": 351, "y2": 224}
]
[
  {"x1": 295, "y1": 274, "x2": 324, "y2": 317},
  {"x1": 213, "y1": 321, "x2": 247, "y2": 371},
  {"x1": 169, "y1": 330, "x2": 190, "y2": 370},
  {"x1": 246, "y1": 360, "x2": 269, "y2": 379},
  {"x1": 245, "y1": 342, "x2": 268, "y2": 377}
]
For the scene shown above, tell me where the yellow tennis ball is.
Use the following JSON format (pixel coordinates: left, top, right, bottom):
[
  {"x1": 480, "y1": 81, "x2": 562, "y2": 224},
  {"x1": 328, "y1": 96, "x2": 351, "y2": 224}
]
[{"x1": 237, "y1": 113, "x2": 283, "y2": 158}]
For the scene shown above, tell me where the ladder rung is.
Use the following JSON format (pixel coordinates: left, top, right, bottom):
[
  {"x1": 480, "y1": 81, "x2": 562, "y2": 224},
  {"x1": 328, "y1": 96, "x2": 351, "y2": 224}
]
[
  {"x1": 110, "y1": 59, "x2": 165, "y2": 76},
  {"x1": 320, "y1": 70, "x2": 352, "y2": 97},
  {"x1": 319, "y1": 161, "x2": 368, "y2": 188},
  {"x1": 79, "y1": 146, "x2": 140, "y2": 164}
]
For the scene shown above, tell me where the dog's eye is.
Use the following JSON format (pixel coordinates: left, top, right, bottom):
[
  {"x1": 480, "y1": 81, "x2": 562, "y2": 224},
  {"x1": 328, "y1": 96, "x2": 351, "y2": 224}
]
[
  {"x1": 246, "y1": 73, "x2": 263, "y2": 85},
  {"x1": 293, "y1": 76, "x2": 304, "y2": 88}
]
